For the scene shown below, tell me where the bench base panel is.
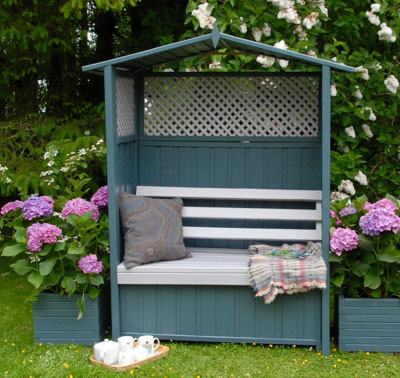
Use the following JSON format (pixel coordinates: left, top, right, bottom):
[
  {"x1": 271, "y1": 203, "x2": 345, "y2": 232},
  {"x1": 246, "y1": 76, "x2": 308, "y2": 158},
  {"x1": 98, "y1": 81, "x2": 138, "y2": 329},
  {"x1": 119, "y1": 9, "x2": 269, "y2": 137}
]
[{"x1": 119, "y1": 284, "x2": 322, "y2": 347}]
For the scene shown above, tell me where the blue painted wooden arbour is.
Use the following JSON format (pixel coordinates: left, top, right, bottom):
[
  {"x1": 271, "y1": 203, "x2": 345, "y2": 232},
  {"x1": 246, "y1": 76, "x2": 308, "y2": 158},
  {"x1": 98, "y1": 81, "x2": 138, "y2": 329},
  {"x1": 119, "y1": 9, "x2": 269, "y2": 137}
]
[{"x1": 83, "y1": 26, "x2": 354, "y2": 356}]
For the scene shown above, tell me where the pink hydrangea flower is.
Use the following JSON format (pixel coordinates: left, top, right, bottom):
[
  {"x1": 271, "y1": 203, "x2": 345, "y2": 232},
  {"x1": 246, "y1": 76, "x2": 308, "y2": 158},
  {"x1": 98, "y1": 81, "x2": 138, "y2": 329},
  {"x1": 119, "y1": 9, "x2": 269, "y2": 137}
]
[
  {"x1": 21, "y1": 197, "x2": 53, "y2": 220},
  {"x1": 330, "y1": 227, "x2": 359, "y2": 256},
  {"x1": 62, "y1": 198, "x2": 99, "y2": 221},
  {"x1": 90, "y1": 186, "x2": 108, "y2": 207},
  {"x1": 78, "y1": 254, "x2": 103, "y2": 274},
  {"x1": 330, "y1": 209, "x2": 341, "y2": 225},
  {"x1": 26, "y1": 223, "x2": 62, "y2": 253},
  {"x1": 39, "y1": 196, "x2": 55, "y2": 208},
  {"x1": 1, "y1": 200, "x2": 23, "y2": 215},
  {"x1": 363, "y1": 198, "x2": 398, "y2": 213},
  {"x1": 359, "y1": 208, "x2": 400, "y2": 236}
]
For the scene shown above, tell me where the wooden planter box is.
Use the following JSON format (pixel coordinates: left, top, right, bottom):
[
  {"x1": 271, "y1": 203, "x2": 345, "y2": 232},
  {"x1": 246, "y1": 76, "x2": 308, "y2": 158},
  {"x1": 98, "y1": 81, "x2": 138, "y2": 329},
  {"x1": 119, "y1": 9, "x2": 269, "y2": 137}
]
[
  {"x1": 33, "y1": 287, "x2": 110, "y2": 345},
  {"x1": 336, "y1": 295, "x2": 400, "y2": 353}
]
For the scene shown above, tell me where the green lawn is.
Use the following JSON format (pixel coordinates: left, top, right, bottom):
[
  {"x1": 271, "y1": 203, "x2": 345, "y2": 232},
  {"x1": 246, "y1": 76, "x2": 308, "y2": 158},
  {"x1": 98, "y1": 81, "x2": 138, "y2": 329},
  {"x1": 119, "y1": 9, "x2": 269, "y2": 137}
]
[{"x1": 1, "y1": 256, "x2": 399, "y2": 378}]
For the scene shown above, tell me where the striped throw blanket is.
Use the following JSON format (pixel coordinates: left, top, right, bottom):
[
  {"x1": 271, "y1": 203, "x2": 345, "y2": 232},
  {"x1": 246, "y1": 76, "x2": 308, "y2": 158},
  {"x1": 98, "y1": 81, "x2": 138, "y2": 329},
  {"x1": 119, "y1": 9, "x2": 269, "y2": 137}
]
[{"x1": 248, "y1": 242, "x2": 327, "y2": 304}]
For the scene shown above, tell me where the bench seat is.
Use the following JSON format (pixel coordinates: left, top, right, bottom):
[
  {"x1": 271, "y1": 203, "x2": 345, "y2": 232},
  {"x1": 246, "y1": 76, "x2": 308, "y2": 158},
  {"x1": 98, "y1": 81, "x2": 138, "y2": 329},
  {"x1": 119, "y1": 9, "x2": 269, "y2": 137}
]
[{"x1": 117, "y1": 248, "x2": 251, "y2": 286}]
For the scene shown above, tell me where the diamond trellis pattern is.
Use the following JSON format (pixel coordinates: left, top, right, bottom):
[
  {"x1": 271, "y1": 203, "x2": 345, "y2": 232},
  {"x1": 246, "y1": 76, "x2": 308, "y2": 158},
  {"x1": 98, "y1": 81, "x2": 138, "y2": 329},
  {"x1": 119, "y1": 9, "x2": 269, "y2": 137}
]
[
  {"x1": 143, "y1": 76, "x2": 320, "y2": 137},
  {"x1": 116, "y1": 76, "x2": 135, "y2": 137}
]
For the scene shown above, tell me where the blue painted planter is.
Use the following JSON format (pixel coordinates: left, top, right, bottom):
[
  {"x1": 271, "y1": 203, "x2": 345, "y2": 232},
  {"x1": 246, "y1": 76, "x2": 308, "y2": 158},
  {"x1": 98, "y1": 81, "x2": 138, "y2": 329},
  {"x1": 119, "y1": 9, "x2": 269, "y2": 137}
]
[
  {"x1": 336, "y1": 295, "x2": 400, "y2": 353},
  {"x1": 33, "y1": 287, "x2": 110, "y2": 345}
]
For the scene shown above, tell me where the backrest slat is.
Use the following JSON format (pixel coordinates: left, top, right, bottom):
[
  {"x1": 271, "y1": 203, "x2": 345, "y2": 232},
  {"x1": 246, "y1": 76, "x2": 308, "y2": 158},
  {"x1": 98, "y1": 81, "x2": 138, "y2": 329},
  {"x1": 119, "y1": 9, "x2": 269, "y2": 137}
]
[
  {"x1": 182, "y1": 207, "x2": 321, "y2": 222},
  {"x1": 137, "y1": 186, "x2": 322, "y2": 202}
]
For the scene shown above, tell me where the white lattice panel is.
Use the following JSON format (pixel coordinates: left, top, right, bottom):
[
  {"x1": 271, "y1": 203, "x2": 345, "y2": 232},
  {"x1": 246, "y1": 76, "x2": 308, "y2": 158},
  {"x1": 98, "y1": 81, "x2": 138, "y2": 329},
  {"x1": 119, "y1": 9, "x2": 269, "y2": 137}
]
[
  {"x1": 116, "y1": 76, "x2": 135, "y2": 137},
  {"x1": 144, "y1": 76, "x2": 319, "y2": 137}
]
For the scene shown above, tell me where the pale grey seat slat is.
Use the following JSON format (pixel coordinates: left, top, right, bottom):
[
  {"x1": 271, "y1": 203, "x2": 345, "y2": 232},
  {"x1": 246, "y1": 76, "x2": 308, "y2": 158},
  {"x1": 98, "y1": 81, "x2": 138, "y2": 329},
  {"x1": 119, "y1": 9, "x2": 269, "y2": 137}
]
[
  {"x1": 137, "y1": 186, "x2": 322, "y2": 201},
  {"x1": 182, "y1": 226, "x2": 322, "y2": 241},
  {"x1": 117, "y1": 249, "x2": 250, "y2": 285},
  {"x1": 182, "y1": 207, "x2": 321, "y2": 221}
]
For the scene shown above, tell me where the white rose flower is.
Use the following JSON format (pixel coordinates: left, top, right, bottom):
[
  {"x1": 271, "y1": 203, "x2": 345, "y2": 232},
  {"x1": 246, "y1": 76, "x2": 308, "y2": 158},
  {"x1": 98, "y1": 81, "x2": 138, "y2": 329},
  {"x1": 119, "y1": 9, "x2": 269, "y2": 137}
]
[
  {"x1": 343, "y1": 146, "x2": 350, "y2": 153},
  {"x1": 209, "y1": 61, "x2": 221, "y2": 69},
  {"x1": 366, "y1": 11, "x2": 380, "y2": 26},
  {"x1": 361, "y1": 106, "x2": 377, "y2": 121},
  {"x1": 256, "y1": 55, "x2": 276, "y2": 68},
  {"x1": 279, "y1": 59, "x2": 289, "y2": 68},
  {"x1": 354, "y1": 171, "x2": 368, "y2": 186},
  {"x1": 319, "y1": 5, "x2": 328, "y2": 16},
  {"x1": 164, "y1": 68, "x2": 174, "y2": 72},
  {"x1": 330, "y1": 190, "x2": 349, "y2": 202},
  {"x1": 344, "y1": 126, "x2": 355, "y2": 138},
  {"x1": 307, "y1": 50, "x2": 317, "y2": 58},
  {"x1": 371, "y1": 3, "x2": 381, "y2": 13},
  {"x1": 274, "y1": 40, "x2": 288, "y2": 50},
  {"x1": 378, "y1": 23, "x2": 396, "y2": 42},
  {"x1": 293, "y1": 25, "x2": 307, "y2": 40},
  {"x1": 185, "y1": 67, "x2": 197, "y2": 73},
  {"x1": 353, "y1": 86, "x2": 363, "y2": 99},
  {"x1": 362, "y1": 124, "x2": 373, "y2": 138},
  {"x1": 278, "y1": 7, "x2": 301, "y2": 24},
  {"x1": 192, "y1": 3, "x2": 215, "y2": 30},
  {"x1": 355, "y1": 66, "x2": 369, "y2": 80},
  {"x1": 262, "y1": 23, "x2": 271, "y2": 37},
  {"x1": 252, "y1": 27, "x2": 262, "y2": 41},
  {"x1": 5, "y1": 177, "x2": 11, "y2": 184},
  {"x1": 240, "y1": 23, "x2": 247, "y2": 34},
  {"x1": 384, "y1": 75, "x2": 399, "y2": 94},
  {"x1": 297, "y1": 0, "x2": 305, "y2": 4},
  {"x1": 331, "y1": 85, "x2": 337, "y2": 97},
  {"x1": 303, "y1": 12, "x2": 319, "y2": 30},
  {"x1": 338, "y1": 179, "x2": 356, "y2": 196}
]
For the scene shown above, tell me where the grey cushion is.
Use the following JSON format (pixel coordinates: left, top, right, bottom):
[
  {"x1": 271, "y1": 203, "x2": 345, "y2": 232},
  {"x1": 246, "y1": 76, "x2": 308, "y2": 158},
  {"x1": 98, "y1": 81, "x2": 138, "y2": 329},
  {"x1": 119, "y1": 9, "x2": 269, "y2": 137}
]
[{"x1": 119, "y1": 193, "x2": 190, "y2": 269}]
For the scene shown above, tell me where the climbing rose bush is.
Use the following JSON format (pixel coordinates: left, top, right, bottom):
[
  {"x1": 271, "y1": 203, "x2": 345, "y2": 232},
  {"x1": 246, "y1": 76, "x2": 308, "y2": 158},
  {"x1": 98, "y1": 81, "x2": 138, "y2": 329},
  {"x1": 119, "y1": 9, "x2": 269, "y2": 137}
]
[
  {"x1": 330, "y1": 194, "x2": 400, "y2": 298},
  {"x1": 0, "y1": 186, "x2": 109, "y2": 319}
]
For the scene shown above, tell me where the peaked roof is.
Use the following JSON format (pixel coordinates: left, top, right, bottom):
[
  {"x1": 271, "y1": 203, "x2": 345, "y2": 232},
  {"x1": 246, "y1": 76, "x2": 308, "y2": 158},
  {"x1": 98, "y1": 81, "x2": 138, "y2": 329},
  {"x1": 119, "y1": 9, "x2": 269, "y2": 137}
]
[{"x1": 82, "y1": 25, "x2": 354, "y2": 74}]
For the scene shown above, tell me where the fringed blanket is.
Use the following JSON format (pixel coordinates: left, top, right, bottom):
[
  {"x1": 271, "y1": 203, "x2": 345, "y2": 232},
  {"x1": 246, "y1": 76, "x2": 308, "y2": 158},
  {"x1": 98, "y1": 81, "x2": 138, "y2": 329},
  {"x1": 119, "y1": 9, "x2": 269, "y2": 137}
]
[{"x1": 248, "y1": 242, "x2": 327, "y2": 304}]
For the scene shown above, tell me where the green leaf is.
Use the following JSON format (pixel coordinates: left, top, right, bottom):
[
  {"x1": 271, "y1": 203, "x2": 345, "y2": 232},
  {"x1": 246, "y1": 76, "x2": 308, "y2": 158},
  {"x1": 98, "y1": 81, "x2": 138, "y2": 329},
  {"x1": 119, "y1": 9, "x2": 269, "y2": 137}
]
[
  {"x1": 352, "y1": 262, "x2": 370, "y2": 277},
  {"x1": 39, "y1": 258, "x2": 57, "y2": 276},
  {"x1": 75, "y1": 273, "x2": 88, "y2": 284},
  {"x1": 364, "y1": 272, "x2": 381, "y2": 290},
  {"x1": 15, "y1": 228, "x2": 27, "y2": 243},
  {"x1": 37, "y1": 244, "x2": 52, "y2": 256},
  {"x1": 54, "y1": 242, "x2": 66, "y2": 251},
  {"x1": 353, "y1": 195, "x2": 368, "y2": 212},
  {"x1": 358, "y1": 234, "x2": 375, "y2": 252},
  {"x1": 28, "y1": 271, "x2": 44, "y2": 289},
  {"x1": 88, "y1": 286, "x2": 99, "y2": 299},
  {"x1": 371, "y1": 289, "x2": 382, "y2": 298},
  {"x1": 61, "y1": 277, "x2": 76, "y2": 296},
  {"x1": 77, "y1": 295, "x2": 86, "y2": 320},
  {"x1": 1, "y1": 243, "x2": 26, "y2": 257},
  {"x1": 331, "y1": 273, "x2": 345, "y2": 287},
  {"x1": 11, "y1": 259, "x2": 36, "y2": 275},
  {"x1": 329, "y1": 253, "x2": 343, "y2": 262},
  {"x1": 68, "y1": 243, "x2": 85, "y2": 255},
  {"x1": 377, "y1": 245, "x2": 399, "y2": 263},
  {"x1": 90, "y1": 275, "x2": 104, "y2": 286},
  {"x1": 48, "y1": 270, "x2": 62, "y2": 286}
]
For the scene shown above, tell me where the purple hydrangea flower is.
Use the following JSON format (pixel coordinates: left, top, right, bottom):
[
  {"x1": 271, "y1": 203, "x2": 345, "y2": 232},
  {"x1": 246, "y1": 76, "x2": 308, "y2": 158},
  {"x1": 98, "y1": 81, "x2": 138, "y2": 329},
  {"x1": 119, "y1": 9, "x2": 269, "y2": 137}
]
[
  {"x1": 26, "y1": 222, "x2": 62, "y2": 253},
  {"x1": 90, "y1": 186, "x2": 108, "y2": 207},
  {"x1": 62, "y1": 198, "x2": 99, "y2": 221},
  {"x1": 330, "y1": 227, "x2": 359, "y2": 256},
  {"x1": 39, "y1": 196, "x2": 55, "y2": 209},
  {"x1": 78, "y1": 254, "x2": 103, "y2": 274},
  {"x1": 21, "y1": 197, "x2": 53, "y2": 220},
  {"x1": 359, "y1": 208, "x2": 400, "y2": 236},
  {"x1": 1, "y1": 200, "x2": 23, "y2": 215},
  {"x1": 339, "y1": 206, "x2": 357, "y2": 217},
  {"x1": 363, "y1": 198, "x2": 398, "y2": 213}
]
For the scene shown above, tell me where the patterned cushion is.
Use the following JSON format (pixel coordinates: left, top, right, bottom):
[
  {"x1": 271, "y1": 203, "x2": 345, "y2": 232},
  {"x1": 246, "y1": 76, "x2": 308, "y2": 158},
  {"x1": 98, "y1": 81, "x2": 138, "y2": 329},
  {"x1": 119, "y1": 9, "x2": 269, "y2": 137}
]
[{"x1": 119, "y1": 193, "x2": 190, "y2": 269}]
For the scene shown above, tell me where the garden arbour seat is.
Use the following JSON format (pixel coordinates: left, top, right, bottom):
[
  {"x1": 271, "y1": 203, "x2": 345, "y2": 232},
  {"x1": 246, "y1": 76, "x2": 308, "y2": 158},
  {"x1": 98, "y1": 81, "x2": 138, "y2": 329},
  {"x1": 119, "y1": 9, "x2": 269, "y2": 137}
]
[{"x1": 117, "y1": 185, "x2": 322, "y2": 286}]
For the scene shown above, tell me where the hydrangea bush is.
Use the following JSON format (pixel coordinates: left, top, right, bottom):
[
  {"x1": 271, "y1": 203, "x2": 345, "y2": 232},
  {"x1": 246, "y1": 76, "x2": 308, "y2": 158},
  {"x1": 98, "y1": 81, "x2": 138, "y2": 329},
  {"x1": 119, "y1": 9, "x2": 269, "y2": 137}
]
[
  {"x1": 0, "y1": 186, "x2": 109, "y2": 319},
  {"x1": 330, "y1": 194, "x2": 400, "y2": 298}
]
